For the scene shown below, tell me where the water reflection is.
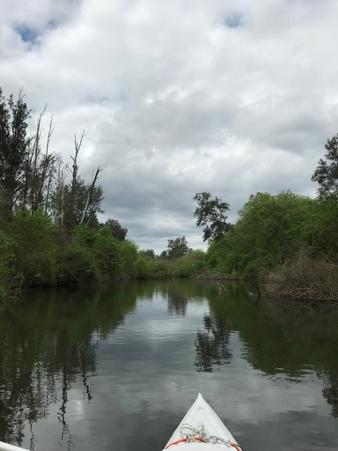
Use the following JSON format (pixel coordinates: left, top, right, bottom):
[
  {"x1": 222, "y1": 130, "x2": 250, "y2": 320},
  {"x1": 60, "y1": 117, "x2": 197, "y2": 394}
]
[
  {"x1": 0, "y1": 281, "x2": 337, "y2": 451},
  {"x1": 0, "y1": 285, "x2": 138, "y2": 447},
  {"x1": 167, "y1": 290, "x2": 188, "y2": 316},
  {"x1": 195, "y1": 315, "x2": 232, "y2": 372}
]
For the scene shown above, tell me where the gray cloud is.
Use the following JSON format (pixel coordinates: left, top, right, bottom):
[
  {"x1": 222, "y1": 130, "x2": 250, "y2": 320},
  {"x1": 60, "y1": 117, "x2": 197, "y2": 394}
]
[{"x1": 1, "y1": 0, "x2": 338, "y2": 251}]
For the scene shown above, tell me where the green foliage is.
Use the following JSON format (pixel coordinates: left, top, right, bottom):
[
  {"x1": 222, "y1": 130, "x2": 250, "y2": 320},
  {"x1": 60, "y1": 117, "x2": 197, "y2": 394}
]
[
  {"x1": 167, "y1": 236, "x2": 190, "y2": 259},
  {"x1": 139, "y1": 249, "x2": 155, "y2": 259},
  {"x1": 312, "y1": 133, "x2": 338, "y2": 200},
  {"x1": 57, "y1": 225, "x2": 138, "y2": 285},
  {"x1": 207, "y1": 192, "x2": 328, "y2": 278},
  {"x1": 10, "y1": 211, "x2": 57, "y2": 285},
  {"x1": 194, "y1": 192, "x2": 231, "y2": 241},
  {"x1": 135, "y1": 250, "x2": 207, "y2": 279},
  {"x1": 0, "y1": 229, "x2": 16, "y2": 301},
  {"x1": 101, "y1": 218, "x2": 127, "y2": 240},
  {"x1": 170, "y1": 250, "x2": 207, "y2": 277},
  {"x1": 308, "y1": 199, "x2": 338, "y2": 260},
  {"x1": 57, "y1": 230, "x2": 97, "y2": 284},
  {"x1": 94, "y1": 228, "x2": 137, "y2": 279},
  {"x1": 1, "y1": 86, "x2": 337, "y2": 300},
  {"x1": 0, "y1": 89, "x2": 30, "y2": 216},
  {"x1": 60, "y1": 178, "x2": 104, "y2": 230}
]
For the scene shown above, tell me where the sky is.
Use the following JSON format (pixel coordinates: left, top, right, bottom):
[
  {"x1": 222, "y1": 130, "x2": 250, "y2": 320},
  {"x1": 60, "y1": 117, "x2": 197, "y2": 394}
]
[{"x1": 1, "y1": 0, "x2": 338, "y2": 251}]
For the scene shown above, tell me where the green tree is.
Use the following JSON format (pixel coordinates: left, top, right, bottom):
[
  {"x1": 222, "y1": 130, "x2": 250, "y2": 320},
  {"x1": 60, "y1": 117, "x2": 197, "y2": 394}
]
[
  {"x1": 10, "y1": 211, "x2": 57, "y2": 285},
  {"x1": 140, "y1": 249, "x2": 155, "y2": 259},
  {"x1": 101, "y1": 218, "x2": 127, "y2": 241},
  {"x1": 167, "y1": 236, "x2": 189, "y2": 259},
  {"x1": 207, "y1": 192, "x2": 319, "y2": 277},
  {"x1": 312, "y1": 133, "x2": 338, "y2": 200},
  {"x1": 194, "y1": 192, "x2": 231, "y2": 241},
  {"x1": 0, "y1": 89, "x2": 30, "y2": 216},
  {"x1": 55, "y1": 178, "x2": 103, "y2": 230},
  {"x1": 0, "y1": 230, "x2": 16, "y2": 301}
]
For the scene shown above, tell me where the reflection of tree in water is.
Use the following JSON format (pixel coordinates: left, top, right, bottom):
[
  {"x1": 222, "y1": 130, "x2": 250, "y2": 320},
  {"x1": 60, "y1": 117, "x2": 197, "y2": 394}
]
[
  {"x1": 0, "y1": 285, "x2": 138, "y2": 449},
  {"x1": 195, "y1": 315, "x2": 232, "y2": 372},
  {"x1": 167, "y1": 289, "x2": 188, "y2": 316},
  {"x1": 0, "y1": 330, "x2": 96, "y2": 449},
  {"x1": 322, "y1": 373, "x2": 338, "y2": 418},
  {"x1": 206, "y1": 287, "x2": 338, "y2": 419},
  {"x1": 157, "y1": 279, "x2": 212, "y2": 316},
  {"x1": 263, "y1": 300, "x2": 338, "y2": 419}
]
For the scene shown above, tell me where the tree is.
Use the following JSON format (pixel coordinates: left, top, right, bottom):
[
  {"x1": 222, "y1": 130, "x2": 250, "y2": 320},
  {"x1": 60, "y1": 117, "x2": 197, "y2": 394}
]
[
  {"x1": 69, "y1": 130, "x2": 84, "y2": 228},
  {"x1": 80, "y1": 167, "x2": 102, "y2": 224},
  {"x1": 140, "y1": 249, "x2": 155, "y2": 259},
  {"x1": 167, "y1": 236, "x2": 189, "y2": 259},
  {"x1": 0, "y1": 89, "x2": 30, "y2": 216},
  {"x1": 58, "y1": 178, "x2": 104, "y2": 230},
  {"x1": 21, "y1": 109, "x2": 57, "y2": 213},
  {"x1": 194, "y1": 192, "x2": 231, "y2": 241},
  {"x1": 312, "y1": 133, "x2": 338, "y2": 201},
  {"x1": 102, "y1": 218, "x2": 127, "y2": 240},
  {"x1": 207, "y1": 192, "x2": 319, "y2": 277}
]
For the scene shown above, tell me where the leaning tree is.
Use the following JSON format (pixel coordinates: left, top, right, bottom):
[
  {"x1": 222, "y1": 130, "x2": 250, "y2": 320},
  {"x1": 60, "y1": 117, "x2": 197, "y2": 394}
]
[
  {"x1": 312, "y1": 133, "x2": 338, "y2": 201},
  {"x1": 193, "y1": 192, "x2": 231, "y2": 241}
]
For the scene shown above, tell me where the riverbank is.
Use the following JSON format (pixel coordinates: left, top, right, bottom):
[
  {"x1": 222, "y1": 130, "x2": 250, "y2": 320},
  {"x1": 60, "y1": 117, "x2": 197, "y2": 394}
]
[{"x1": 264, "y1": 257, "x2": 338, "y2": 302}]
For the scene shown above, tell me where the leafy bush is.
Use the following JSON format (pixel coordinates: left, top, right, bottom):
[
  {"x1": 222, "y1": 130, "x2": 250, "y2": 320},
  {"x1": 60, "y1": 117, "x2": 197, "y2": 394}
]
[
  {"x1": 57, "y1": 225, "x2": 138, "y2": 284},
  {"x1": 57, "y1": 243, "x2": 97, "y2": 284},
  {"x1": 207, "y1": 192, "x2": 322, "y2": 278},
  {"x1": 10, "y1": 212, "x2": 57, "y2": 285},
  {"x1": 171, "y1": 250, "x2": 207, "y2": 277},
  {"x1": 0, "y1": 229, "x2": 17, "y2": 301}
]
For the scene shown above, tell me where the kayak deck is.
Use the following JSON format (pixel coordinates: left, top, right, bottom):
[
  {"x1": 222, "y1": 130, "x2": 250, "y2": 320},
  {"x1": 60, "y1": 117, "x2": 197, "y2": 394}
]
[{"x1": 163, "y1": 393, "x2": 241, "y2": 450}]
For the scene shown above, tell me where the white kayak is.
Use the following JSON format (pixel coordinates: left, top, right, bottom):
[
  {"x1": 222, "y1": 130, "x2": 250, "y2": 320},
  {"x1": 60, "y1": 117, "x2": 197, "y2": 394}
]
[
  {"x1": 163, "y1": 393, "x2": 243, "y2": 451},
  {"x1": 0, "y1": 442, "x2": 29, "y2": 451}
]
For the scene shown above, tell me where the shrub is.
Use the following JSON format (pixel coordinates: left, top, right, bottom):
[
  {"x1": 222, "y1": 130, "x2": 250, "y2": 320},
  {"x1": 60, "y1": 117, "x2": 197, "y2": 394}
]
[
  {"x1": 0, "y1": 230, "x2": 17, "y2": 301},
  {"x1": 10, "y1": 212, "x2": 57, "y2": 285}
]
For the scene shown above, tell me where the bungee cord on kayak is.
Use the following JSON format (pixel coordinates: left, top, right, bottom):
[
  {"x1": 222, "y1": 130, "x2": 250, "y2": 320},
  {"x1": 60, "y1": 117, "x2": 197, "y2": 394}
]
[
  {"x1": 163, "y1": 395, "x2": 244, "y2": 451},
  {"x1": 165, "y1": 425, "x2": 243, "y2": 450}
]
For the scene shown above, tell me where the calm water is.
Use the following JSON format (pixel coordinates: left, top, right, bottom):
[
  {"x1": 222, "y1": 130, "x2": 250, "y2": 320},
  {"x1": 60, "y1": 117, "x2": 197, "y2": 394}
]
[{"x1": 0, "y1": 280, "x2": 338, "y2": 451}]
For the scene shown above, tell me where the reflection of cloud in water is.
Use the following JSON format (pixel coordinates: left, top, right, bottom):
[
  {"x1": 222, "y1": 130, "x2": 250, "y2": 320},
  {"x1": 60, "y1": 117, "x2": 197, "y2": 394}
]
[
  {"x1": 0, "y1": 280, "x2": 337, "y2": 451},
  {"x1": 35, "y1": 328, "x2": 335, "y2": 451}
]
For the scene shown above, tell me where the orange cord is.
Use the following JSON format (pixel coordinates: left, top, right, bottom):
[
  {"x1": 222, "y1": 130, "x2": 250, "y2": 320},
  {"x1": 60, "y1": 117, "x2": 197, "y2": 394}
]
[
  {"x1": 164, "y1": 437, "x2": 242, "y2": 450},
  {"x1": 164, "y1": 437, "x2": 188, "y2": 448},
  {"x1": 164, "y1": 435, "x2": 204, "y2": 449},
  {"x1": 230, "y1": 443, "x2": 242, "y2": 451}
]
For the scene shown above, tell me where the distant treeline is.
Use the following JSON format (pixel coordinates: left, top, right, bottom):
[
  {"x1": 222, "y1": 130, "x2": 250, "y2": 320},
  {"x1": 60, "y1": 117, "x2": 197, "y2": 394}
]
[{"x1": 1, "y1": 88, "x2": 338, "y2": 302}]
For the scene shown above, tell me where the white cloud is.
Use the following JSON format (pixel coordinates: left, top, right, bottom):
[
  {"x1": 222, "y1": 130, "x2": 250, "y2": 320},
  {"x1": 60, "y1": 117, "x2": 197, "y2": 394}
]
[{"x1": 1, "y1": 0, "x2": 338, "y2": 251}]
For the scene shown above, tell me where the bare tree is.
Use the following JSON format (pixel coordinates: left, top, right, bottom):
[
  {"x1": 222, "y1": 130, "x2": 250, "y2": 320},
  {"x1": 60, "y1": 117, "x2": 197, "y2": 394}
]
[
  {"x1": 69, "y1": 130, "x2": 85, "y2": 228},
  {"x1": 80, "y1": 167, "x2": 102, "y2": 224},
  {"x1": 30, "y1": 106, "x2": 46, "y2": 211}
]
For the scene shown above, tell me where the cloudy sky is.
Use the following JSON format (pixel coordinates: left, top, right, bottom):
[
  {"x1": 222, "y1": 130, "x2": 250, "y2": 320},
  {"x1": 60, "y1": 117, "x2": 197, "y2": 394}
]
[{"x1": 1, "y1": 0, "x2": 338, "y2": 251}]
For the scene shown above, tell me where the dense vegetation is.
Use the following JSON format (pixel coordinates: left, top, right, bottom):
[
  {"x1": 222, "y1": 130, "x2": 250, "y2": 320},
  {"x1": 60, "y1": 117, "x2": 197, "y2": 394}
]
[
  {"x1": 198, "y1": 134, "x2": 338, "y2": 299},
  {"x1": 207, "y1": 193, "x2": 338, "y2": 278},
  {"x1": 0, "y1": 90, "x2": 140, "y2": 300},
  {"x1": 138, "y1": 133, "x2": 338, "y2": 300},
  {"x1": 0, "y1": 89, "x2": 209, "y2": 301},
  {"x1": 1, "y1": 88, "x2": 338, "y2": 302}
]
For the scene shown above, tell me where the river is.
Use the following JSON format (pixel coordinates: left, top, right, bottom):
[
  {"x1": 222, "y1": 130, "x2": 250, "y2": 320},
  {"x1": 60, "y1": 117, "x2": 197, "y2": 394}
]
[{"x1": 0, "y1": 280, "x2": 337, "y2": 451}]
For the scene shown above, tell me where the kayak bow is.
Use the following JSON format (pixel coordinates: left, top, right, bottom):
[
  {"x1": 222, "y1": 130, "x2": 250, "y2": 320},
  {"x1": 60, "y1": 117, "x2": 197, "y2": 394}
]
[{"x1": 163, "y1": 393, "x2": 242, "y2": 450}]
